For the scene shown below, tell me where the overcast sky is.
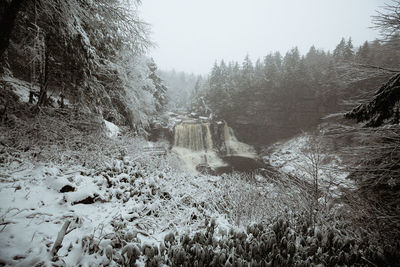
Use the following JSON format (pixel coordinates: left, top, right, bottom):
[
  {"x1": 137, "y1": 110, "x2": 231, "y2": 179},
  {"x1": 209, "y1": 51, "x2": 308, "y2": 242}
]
[{"x1": 140, "y1": 0, "x2": 385, "y2": 74}]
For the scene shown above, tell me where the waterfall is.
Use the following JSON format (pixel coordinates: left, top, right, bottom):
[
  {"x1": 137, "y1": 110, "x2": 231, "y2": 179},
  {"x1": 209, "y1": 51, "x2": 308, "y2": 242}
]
[
  {"x1": 223, "y1": 123, "x2": 256, "y2": 157},
  {"x1": 172, "y1": 119, "x2": 258, "y2": 173},
  {"x1": 174, "y1": 123, "x2": 213, "y2": 151},
  {"x1": 172, "y1": 122, "x2": 226, "y2": 171}
]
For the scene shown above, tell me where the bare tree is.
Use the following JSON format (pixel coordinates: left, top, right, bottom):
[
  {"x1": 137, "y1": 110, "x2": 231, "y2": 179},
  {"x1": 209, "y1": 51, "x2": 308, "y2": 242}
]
[
  {"x1": 297, "y1": 133, "x2": 327, "y2": 227},
  {"x1": 372, "y1": 0, "x2": 400, "y2": 40}
]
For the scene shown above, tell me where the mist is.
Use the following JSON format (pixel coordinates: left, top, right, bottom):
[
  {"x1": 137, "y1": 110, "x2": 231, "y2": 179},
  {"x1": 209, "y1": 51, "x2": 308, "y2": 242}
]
[{"x1": 141, "y1": 0, "x2": 385, "y2": 74}]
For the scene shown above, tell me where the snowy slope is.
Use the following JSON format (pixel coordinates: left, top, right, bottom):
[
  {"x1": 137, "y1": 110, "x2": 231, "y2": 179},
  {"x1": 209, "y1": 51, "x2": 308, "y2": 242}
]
[
  {"x1": 0, "y1": 142, "x2": 232, "y2": 266},
  {"x1": 265, "y1": 133, "x2": 354, "y2": 198}
]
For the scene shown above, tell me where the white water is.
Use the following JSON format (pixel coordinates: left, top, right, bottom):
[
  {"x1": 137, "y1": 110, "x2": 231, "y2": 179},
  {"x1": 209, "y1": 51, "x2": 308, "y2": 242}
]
[
  {"x1": 174, "y1": 123, "x2": 213, "y2": 151},
  {"x1": 223, "y1": 123, "x2": 256, "y2": 158},
  {"x1": 172, "y1": 120, "x2": 257, "y2": 172},
  {"x1": 172, "y1": 122, "x2": 227, "y2": 171}
]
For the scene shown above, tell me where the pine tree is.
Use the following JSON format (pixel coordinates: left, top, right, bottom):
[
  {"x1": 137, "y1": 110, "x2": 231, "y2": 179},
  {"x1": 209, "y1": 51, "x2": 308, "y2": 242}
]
[
  {"x1": 263, "y1": 53, "x2": 280, "y2": 89},
  {"x1": 282, "y1": 47, "x2": 300, "y2": 73},
  {"x1": 241, "y1": 54, "x2": 254, "y2": 88},
  {"x1": 254, "y1": 58, "x2": 265, "y2": 89},
  {"x1": 319, "y1": 60, "x2": 339, "y2": 113},
  {"x1": 209, "y1": 61, "x2": 222, "y2": 93},
  {"x1": 193, "y1": 76, "x2": 202, "y2": 95},
  {"x1": 305, "y1": 45, "x2": 330, "y2": 82},
  {"x1": 379, "y1": 34, "x2": 400, "y2": 68},
  {"x1": 219, "y1": 59, "x2": 229, "y2": 91},
  {"x1": 343, "y1": 38, "x2": 354, "y2": 60},
  {"x1": 333, "y1": 38, "x2": 346, "y2": 61},
  {"x1": 356, "y1": 41, "x2": 370, "y2": 63}
]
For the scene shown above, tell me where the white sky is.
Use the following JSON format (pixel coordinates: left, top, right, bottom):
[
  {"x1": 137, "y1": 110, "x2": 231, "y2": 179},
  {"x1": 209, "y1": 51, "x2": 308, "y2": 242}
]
[{"x1": 140, "y1": 0, "x2": 385, "y2": 74}]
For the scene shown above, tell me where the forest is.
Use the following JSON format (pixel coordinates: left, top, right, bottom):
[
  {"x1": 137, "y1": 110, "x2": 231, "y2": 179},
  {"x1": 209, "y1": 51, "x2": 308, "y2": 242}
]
[
  {"x1": 191, "y1": 37, "x2": 400, "y2": 144},
  {"x1": 0, "y1": 0, "x2": 400, "y2": 266}
]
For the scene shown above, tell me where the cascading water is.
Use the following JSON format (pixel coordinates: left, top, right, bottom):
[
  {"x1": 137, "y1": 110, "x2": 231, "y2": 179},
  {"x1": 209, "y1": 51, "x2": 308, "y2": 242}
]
[
  {"x1": 172, "y1": 122, "x2": 227, "y2": 171},
  {"x1": 172, "y1": 119, "x2": 258, "y2": 173},
  {"x1": 174, "y1": 123, "x2": 213, "y2": 151},
  {"x1": 223, "y1": 123, "x2": 256, "y2": 157}
]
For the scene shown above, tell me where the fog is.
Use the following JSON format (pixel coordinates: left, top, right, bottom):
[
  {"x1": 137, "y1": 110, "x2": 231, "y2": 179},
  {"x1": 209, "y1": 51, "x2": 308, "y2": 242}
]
[{"x1": 141, "y1": 0, "x2": 385, "y2": 74}]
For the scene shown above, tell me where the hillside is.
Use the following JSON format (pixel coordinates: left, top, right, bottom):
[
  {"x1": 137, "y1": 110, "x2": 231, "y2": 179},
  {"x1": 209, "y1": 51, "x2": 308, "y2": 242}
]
[
  {"x1": 1, "y1": 0, "x2": 400, "y2": 265},
  {"x1": 1, "y1": 79, "x2": 399, "y2": 266}
]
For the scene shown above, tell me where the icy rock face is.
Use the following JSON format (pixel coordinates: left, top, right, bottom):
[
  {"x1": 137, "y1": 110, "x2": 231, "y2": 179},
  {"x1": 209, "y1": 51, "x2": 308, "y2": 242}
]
[{"x1": 172, "y1": 118, "x2": 259, "y2": 173}]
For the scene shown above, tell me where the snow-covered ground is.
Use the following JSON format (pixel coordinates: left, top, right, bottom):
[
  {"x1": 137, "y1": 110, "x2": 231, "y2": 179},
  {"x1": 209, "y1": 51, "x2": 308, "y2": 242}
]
[
  {"x1": 2, "y1": 76, "x2": 33, "y2": 103},
  {"x1": 0, "y1": 140, "x2": 235, "y2": 266},
  {"x1": 2, "y1": 75, "x2": 70, "y2": 106},
  {"x1": 104, "y1": 120, "x2": 120, "y2": 138},
  {"x1": 265, "y1": 133, "x2": 354, "y2": 198}
]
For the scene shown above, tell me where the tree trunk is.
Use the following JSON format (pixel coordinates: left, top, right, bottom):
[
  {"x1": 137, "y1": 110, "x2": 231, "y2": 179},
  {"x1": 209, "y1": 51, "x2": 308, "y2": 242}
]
[
  {"x1": 0, "y1": 0, "x2": 26, "y2": 58},
  {"x1": 37, "y1": 35, "x2": 49, "y2": 107}
]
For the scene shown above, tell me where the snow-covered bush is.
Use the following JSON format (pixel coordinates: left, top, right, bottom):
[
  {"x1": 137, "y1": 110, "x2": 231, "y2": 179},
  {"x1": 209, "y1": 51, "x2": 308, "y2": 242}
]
[
  {"x1": 214, "y1": 171, "x2": 313, "y2": 228},
  {"x1": 167, "y1": 210, "x2": 391, "y2": 266}
]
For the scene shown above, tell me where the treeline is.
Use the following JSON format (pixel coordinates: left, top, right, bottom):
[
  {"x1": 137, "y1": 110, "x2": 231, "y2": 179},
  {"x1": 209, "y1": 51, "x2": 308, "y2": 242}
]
[
  {"x1": 0, "y1": 0, "x2": 167, "y2": 131},
  {"x1": 192, "y1": 37, "x2": 400, "y2": 145}
]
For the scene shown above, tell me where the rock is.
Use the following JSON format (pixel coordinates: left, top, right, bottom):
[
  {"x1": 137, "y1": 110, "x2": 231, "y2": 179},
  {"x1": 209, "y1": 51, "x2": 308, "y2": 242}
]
[
  {"x1": 72, "y1": 195, "x2": 96, "y2": 205},
  {"x1": 60, "y1": 185, "x2": 75, "y2": 193},
  {"x1": 196, "y1": 163, "x2": 215, "y2": 175}
]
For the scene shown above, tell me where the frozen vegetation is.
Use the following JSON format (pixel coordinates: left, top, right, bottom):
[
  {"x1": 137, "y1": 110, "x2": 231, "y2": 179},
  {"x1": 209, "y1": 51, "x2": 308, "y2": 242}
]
[
  {"x1": 1, "y1": 99, "x2": 397, "y2": 266},
  {"x1": 1, "y1": 0, "x2": 400, "y2": 265}
]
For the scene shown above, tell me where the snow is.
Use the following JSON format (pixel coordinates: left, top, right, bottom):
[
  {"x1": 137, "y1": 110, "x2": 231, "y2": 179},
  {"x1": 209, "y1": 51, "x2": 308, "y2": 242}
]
[
  {"x1": 172, "y1": 147, "x2": 228, "y2": 172},
  {"x1": 104, "y1": 120, "x2": 120, "y2": 138},
  {"x1": 224, "y1": 126, "x2": 257, "y2": 159},
  {"x1": 0, "y1": 139, "x2": 237, "y2": 266},
  {"x1": 0, "y1": 113, "x2": 357, "y2": 265},
  {"x1": 2, "y1": 76, "x2": 32, "y2": 103},
  {"x1": 2, "y1": 76, "x2": 70, "y2": 107},
  {"x1": 265, "y1": 133, "x2": 354, "y2": 197}
]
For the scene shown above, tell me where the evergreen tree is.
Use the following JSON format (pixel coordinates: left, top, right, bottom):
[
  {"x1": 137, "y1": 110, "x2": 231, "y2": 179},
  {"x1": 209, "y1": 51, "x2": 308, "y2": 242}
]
[
  {"x1": 193, "y1": 39, "x2": 398, "y2": 145},
  {"x1": 343, "y1": 37, "x2": 355, "y2": 60},
  {"x1": 254, "y1": 58, "x2": 265, "y2": 90},
  {"x1": 305, "y1": 46, "x2": 330, "y2": 82},
  {"x1": 145, "y1": 58, "x2": 168, "y2": 113},
  {"x1": 1, "y1": 0, "x2": 173, "y2": 131},
  {"x1": 306, "y1": 45, "x2": 318, "y2": 62},
  {"x1": 219, "y1": 59, "x2": 229, "y2": 92},
  {"x1": 369, "y1": 39, "x2": 382, "y2": 65},
  {"x1": 263, "y1": 53, "x2": 280, "y2": 91},
  {"x1": 333, "y1": 37, "x2": 346, "y2": 61},
  {"x1": 193, "y1": 76, "x2": 202, "y2": 95},
  {"x1": 356, "y1": 41, "x2": 371, "y2": 63},
  {"x1": 241, "y1": 54, "x2": 254, "y2": 89},
  {"x1": 379, "y1": 34, "x2": 400, "y2": 68}
]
